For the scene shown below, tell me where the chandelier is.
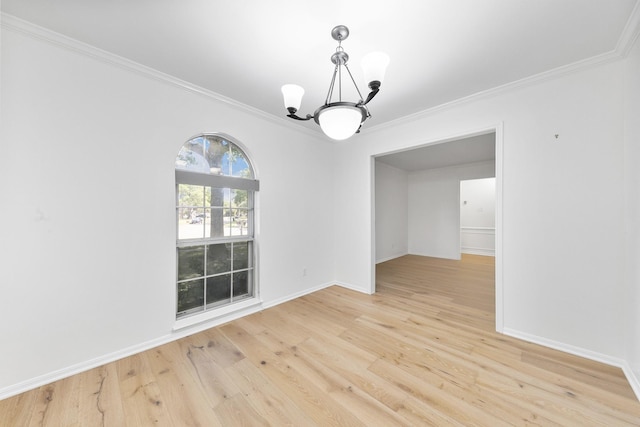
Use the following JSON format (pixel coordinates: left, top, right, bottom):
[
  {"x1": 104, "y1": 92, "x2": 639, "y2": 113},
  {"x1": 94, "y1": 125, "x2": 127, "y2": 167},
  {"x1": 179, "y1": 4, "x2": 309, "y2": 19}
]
[{"x1": 281, "y1": 25, "x2": 390, "y2": 141}]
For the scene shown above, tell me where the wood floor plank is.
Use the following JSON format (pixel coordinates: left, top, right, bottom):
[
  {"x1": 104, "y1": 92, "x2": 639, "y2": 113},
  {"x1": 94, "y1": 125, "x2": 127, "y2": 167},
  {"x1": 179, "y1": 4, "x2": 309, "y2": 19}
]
[
  {"x1": 29, "y1": 376, "x2": 77, "y2": 426},
  {"x1": 144, "y1": 341, "x2": 224, "y2": 426},
  {"x1": 200, "y1": 327, "x2": 247, "y2": 368},
  {"x1": 2, "y1": 254, "x2": 639, "y2": 426},
  {"x1": 220, "y1": 322, "x2": 367, "y2": 427},
  {"x1": 0, "y1": 386, "x2": 37, "y2": 426},
  {"x1": 174, "y1": 335, "x2": 241, "y2": 406},
  {"x1": 115, "y1": 353, "x2": 175, "y2": 427},
  {"x1": 214, "y1": 393, "x2": 270, "y2": 426},
  {"x1": 287, "y1": 342, "x2": 413, "y2": 427},
  {"x1": 225, "y1": 358, "x2": 319, "y2": 426},
  {"x1": 252, "y1": 330, "x2": 404, "y2": 426},
  {"x1": 72, "y1": 363, "x2": 126, "y2": 427},
  {"x1": 295, "y1": 337, "x2": 407, "y2": 413}
]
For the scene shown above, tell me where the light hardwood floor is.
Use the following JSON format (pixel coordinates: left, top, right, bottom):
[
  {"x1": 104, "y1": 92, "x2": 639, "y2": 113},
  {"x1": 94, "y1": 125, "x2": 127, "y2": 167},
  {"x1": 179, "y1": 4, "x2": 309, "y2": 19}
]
[{"x1": 2, "y1": 254, "x2": 639, "y2": 426}]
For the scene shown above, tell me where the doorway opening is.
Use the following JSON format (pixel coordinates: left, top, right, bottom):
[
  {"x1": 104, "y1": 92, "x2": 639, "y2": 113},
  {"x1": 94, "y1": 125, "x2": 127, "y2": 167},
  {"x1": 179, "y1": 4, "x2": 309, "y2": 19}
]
[{"x1": 372, "y1": 126, "x2": 503, "y2": 331}]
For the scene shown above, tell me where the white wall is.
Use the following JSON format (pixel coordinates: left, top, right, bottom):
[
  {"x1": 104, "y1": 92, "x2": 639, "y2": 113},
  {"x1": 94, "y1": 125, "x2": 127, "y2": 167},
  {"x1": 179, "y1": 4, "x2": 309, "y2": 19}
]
[
  {"x1": 2, "y1": 14, "x2": 639, "y2": 400},
  {"x1": 408, "y1": 161, "x2": 495, "y2": 260},
  {"x1": 624, "y1": 34, "x2": 640, "y2": 388},
  {"x1": 334, "y1": 58, "x2": 627, "y2": 363},
  {"x1": 460, "y1": 177, "x2": 496, "y2": 256},
  {"x1": 0, "y1": 22, "x2": 335, "y2": 396},
  {"x1": 374, "y1": 161, "x2": 408, "y2": 263},
  {"x1": 460, "y1": 177, "x2": 496, "y2": 228}
]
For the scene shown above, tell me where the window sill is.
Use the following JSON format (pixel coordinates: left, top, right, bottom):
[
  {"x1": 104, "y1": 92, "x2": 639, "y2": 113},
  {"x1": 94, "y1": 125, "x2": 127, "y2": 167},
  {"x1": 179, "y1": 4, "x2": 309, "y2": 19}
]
[{"x1": 173, "y1": 297, "x2": 262, "y2": 332}]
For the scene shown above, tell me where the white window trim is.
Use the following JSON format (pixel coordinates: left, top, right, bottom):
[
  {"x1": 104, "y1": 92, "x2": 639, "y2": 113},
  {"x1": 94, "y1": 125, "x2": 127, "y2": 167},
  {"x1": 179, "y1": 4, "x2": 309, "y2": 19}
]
[{"x1": 173, "y1": 296, "x2": 262, "y2": 331}]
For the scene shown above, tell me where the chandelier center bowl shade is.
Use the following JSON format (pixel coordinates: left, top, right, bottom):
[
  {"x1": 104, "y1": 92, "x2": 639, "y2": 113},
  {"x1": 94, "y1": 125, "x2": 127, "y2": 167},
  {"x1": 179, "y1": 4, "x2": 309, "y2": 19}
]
[{"x1": 281, "y1": 25, "x2": 389, "y2": 140}]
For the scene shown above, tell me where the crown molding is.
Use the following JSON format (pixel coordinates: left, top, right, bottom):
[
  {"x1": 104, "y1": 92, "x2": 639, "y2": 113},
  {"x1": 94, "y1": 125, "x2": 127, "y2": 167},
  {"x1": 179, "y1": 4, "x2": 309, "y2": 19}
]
[
  {"x1": 368, "y1": 3, "x2": 640, "y2": 135},
  {"x1": 368, "y1": 49, "x2": 622, "y2": 134},
  {"x1": 616, "y1": 0, "x2": 640, "y2": 56},
  {"x1": 0, "y1": 13, "x2": 323, "y2": 140}
]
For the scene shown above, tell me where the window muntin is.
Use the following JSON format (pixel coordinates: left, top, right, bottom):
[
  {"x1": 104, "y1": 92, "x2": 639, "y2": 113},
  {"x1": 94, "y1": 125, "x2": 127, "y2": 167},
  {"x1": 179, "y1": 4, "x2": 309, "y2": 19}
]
[{"x1": 175, "y1": 134, "x2": 257, "y2": 319}]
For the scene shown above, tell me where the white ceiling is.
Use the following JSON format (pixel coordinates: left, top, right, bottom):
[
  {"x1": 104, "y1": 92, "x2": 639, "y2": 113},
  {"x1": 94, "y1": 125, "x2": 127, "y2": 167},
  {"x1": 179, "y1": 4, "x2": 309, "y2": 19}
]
[{"x1": 2, "y1": 0, "x2": 638, "y2": 138}]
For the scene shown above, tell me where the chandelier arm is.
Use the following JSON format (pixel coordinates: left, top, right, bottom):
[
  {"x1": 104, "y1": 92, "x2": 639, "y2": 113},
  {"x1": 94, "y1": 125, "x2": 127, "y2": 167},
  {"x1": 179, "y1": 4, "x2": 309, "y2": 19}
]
[
  {"x1": 286, "y1": 107, "x2": 314, "y2": 121},
  {"x1": 363, "y1": 87, "x2": 380, "y2": 105},
  {"x1": 343, "y1": 63, "x2": 365, "y2": 102},
  {"x1": 325, "y1": 64, "x2": 339, "y2": 105},
  {"x1": 287, "y1": 113, "x2": 314, "y2": 121}
]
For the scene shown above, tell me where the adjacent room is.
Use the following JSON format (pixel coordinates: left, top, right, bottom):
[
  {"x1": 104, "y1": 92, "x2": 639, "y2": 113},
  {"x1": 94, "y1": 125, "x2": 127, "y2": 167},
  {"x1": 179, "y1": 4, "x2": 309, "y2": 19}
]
[{"x1": 2, "y1": 0, "x2": 640, "y2": 425}]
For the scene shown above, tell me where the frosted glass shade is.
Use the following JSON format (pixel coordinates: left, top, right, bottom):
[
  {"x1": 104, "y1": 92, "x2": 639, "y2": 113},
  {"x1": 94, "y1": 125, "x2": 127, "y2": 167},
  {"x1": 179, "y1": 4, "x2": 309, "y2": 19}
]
[
  {"x1": 281, "y1": 84, "x2": 304, "y2": 111},
  {"x1": 317, "y1": 105, "x2": 363, "y2": 140},
  {"x1": 361, "y1": 52, "x2": 390, "y2": 85}
]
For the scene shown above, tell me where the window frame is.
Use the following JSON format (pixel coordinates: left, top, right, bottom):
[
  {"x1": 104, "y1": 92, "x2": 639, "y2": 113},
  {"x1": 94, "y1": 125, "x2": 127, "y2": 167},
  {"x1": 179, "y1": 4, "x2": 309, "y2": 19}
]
[{"x1": 174, "y1": 134, "x2": 259, "y2": 323}]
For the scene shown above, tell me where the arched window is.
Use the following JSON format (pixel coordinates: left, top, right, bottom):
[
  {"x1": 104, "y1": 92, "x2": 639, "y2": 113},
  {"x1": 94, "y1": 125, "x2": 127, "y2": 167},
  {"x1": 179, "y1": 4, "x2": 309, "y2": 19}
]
[{"x1": 175, "y1": 134, "x2": 258, "y2": 319}]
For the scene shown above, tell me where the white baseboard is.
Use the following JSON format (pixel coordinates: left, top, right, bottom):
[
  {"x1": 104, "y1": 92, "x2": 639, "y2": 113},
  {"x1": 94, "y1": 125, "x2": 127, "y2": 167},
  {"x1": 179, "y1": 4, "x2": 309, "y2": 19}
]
[
  {"x1": 503, "y1": 327, "x2": 640, "y2": 402},
  {"x1": 375, "y1": 252, "x2": 409, "y2": 264},
  {"x1": 261, "y1": 281, "x2": 336, "y2": 309},
  {"x1": 408, "y1": 251, "x2": 462, "y2": 261},
  {"x1": 334, "y1": 281, "x2": 373, "y2": 295},
  {"x1": 461, "y1": 247, "x2": 495, "y2": 256}
]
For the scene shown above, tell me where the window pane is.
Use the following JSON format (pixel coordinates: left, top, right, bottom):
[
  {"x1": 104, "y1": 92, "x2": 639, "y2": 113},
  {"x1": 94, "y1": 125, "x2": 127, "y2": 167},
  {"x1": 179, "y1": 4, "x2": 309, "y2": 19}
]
[
  {"x1": 177, "y1": 207, "x2": 190, "y2": 240},
  {"x1": 207, "y1": 243, "x2": 231, "y2": 275},
  {"x1": 176, "y1": 144, "x2": 209, "y2": 173},
  {"x1": 205, "y1": 136, "x2": 227, "y2": 174},
  {"x1": 206, "y1": 274, "x2": 231, "y2": 306},
  {"x1": 233, "y1": 242, "x2": 250, "y2": 270},
  {"x1": 177, "y1": 246, "x2": 204, "y2": 281},
  {"x1": 229, "y1": 146, "x2": 252, "y2": 178},
  {"x1": 231, "y1": 210, "x2": 249, "y2": 236},
  {"x1": 207, "y1": 208, "x2": 225, "y2": 238},
  {"x1": 209, "y1": 188, "x2": 228, "y2": 208},
  {"x1": 178, "y1": 184, "x2": 206, "y2": 207},
  {"x1": 177, "y1": 279, "x2": 204, "y2": 314},
  {"x1": 231, "y1": 189, "x2": 247, "y2": 209},
  {"x1": 203, "y1": 210, "x2": 211, "y2": 238},
  {"x1": 179, "y1": 208, "x2": 205, "y2": 239},
  {"x1": 233, "y1": 271, "x2": 249, "y2": 297},
  {"x1": 223, "y1": 209, "x2": 233, "y2": 237}
]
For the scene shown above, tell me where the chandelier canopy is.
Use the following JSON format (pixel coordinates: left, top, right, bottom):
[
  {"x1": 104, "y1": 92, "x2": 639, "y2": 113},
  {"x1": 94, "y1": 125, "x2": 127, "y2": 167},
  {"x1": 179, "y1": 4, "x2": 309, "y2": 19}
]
[{"x1": 281, "y1": 25, "x2": 390, "y2": 141}]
